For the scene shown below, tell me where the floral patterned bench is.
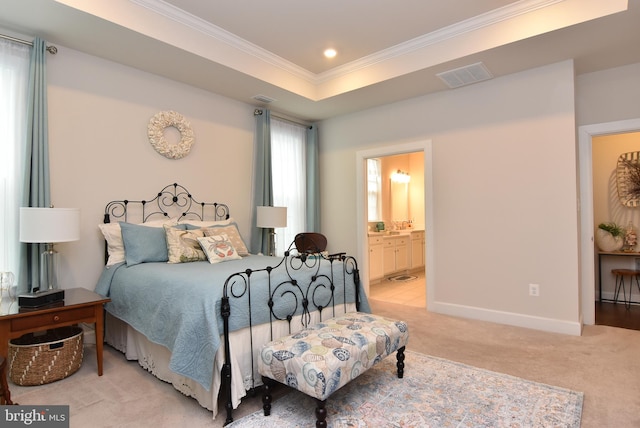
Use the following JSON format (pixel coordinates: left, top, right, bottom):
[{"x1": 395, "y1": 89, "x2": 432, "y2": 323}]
[{"x1": 257, "y1": 312, "x2": 409, "y2": 427}]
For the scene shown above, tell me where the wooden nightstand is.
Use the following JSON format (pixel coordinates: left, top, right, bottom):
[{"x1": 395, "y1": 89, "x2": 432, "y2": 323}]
[{"x1": 0, "y1": 288, "x2": 111, "y2": 376}]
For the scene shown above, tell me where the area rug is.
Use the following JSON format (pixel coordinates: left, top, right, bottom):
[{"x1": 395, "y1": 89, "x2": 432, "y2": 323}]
[{"x1": 228, "y1": 351, "x2": 583, "y2": 428}]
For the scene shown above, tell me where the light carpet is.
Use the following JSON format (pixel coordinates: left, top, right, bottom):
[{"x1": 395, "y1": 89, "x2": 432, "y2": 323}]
[{"x1": 229, "y1": 350, "x2": 583, "y2": 428}]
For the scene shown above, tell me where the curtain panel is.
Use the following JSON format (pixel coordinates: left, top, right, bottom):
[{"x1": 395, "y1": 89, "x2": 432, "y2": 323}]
[
  {"x1": 21, "y1": 37, "x2": 51, "y2": 292},
  {"x1": 250, "y1": 109, "x2": 273, "y2": 255}
]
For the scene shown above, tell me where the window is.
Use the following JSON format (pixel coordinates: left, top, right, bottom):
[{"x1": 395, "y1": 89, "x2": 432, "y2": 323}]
[
  {"x1": 367, "y1": 158, "x2": 382, "y2": 221},
  {"x1": 271, "y1": 118, "x2": 307, "y2": 254},
  {"x1": 0, "y1": 40, "x2": 30, "y2": 280}
]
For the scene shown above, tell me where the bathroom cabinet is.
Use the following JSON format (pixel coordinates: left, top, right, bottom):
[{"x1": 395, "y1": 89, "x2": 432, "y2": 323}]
[
  {"x1": 368, "y1": 236, "x2": 385, "y2": 281},
  {"x1": 411, "y1": 230, "x2": 425, "y2": 268},
  {"x1": 383, "y1": 235, "x2": 409, "y2": 276},
  {"x1": 369, "y1": 231, "x2": 423, "y2": 281}
]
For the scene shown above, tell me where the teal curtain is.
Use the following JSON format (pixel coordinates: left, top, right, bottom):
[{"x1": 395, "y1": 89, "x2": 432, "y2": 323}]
[
  {"x1": 250, "y1": 109, "x2": 273, "y2": 254},
  {"x1": 306, "y1": 125, "x2": 320, "y2": 231},
  {"x1": 20, "y1": 37, "x2": 51, "y2": 292}
]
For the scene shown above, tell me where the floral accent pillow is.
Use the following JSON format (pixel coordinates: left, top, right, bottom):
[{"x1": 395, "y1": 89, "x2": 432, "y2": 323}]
[
  {"x1": 164, "y1": 225, "x2": 206, "y2": 263},
  {"x1": 197, "y1": 234, "x2": 242, "y2": 264},
  {"x1": 202, "y1": 224, "x2": 249, "y2": 256}
]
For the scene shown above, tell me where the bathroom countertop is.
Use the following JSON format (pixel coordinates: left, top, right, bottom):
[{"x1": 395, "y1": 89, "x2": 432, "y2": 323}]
[{"x1": 368, "y1": 229, "x2": 424, "y2": 237}]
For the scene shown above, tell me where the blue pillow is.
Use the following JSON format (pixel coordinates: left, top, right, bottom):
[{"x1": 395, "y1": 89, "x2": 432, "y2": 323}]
[{"x1": 120, "y1": 222, "x2": 185, "y2": 266}]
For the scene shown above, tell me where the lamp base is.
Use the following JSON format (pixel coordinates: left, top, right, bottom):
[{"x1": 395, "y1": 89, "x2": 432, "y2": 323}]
[{"x1": 18, "y1": 289, "x2": 65, "y2": 308}]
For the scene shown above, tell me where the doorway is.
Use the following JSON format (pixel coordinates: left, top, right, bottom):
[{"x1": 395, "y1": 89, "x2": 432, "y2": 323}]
[
  {"x1": 355, "y1": 140, "x2": 434, "y2": 309},
  {"x1": 578, "y1": 118, "x2": 640, "y2": 327},
  {"x1": 591, "y1": 130, "x2": 640, "y2": 330}
]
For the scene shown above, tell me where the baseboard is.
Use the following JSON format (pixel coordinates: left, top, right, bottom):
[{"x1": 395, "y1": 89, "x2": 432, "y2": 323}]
[
  {"x1": 431, "y1": 301, "x2": 582, "y2": 336},
  {"x1": 599, "y1": 291, "x2": 640, "y2": 305}
]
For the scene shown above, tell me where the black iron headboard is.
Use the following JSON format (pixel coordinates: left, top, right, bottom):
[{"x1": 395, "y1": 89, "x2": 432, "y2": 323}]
[{"x1": 103, "y1": 182, "x2": 230, "y2": 225}]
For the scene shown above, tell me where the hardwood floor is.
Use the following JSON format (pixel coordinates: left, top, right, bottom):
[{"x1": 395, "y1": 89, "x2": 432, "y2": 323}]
[{"x1": 595, "y1": 301, "x2": 640, "y2": 331}]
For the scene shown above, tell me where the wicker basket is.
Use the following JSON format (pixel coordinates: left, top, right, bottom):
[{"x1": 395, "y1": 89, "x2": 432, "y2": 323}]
[{"x1": 8, "y1": 326, "x2": 84, "y2": 386}]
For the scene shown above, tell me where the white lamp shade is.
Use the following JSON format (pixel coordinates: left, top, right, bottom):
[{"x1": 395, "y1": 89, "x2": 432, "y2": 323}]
[
  {"x1": 20, "y1": 207, "x2": 81, "y2": 243},
  {"x1": 256, "y1": 206, "x2": 287, "y2": 228}
]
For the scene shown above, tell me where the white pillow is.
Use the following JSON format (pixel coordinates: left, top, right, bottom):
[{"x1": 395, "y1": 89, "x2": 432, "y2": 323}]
[
  {"x1": 98, "y1": 217, "x2": 177, "y2": 266},
  {"x1": 98, "y1": 223, "x2": 125, "y2": 266},
  {"x1": 197, "y1": 234, "x2": 242, "y2": 264}
]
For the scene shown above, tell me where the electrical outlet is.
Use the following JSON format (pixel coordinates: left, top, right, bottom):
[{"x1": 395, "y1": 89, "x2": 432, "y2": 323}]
[{"x1": 529, "y1": 283, "x2": 540, "y2": 297}]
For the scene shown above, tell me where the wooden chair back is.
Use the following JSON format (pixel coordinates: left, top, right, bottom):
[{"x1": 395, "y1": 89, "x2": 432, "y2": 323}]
[{"x1": 294, "y1": 233, "x2": 327, "y2": 254}]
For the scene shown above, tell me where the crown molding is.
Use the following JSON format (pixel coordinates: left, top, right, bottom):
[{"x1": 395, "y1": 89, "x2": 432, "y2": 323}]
[
  {"x1": 131, "y1": 0, "x2": 564, "y2": 85},
  {"x1": 130, "y1": 0, "x2": 316, "y2": 82},
  {"x1": 316, "y1": 0, "x2": 565, "y2": 82}
]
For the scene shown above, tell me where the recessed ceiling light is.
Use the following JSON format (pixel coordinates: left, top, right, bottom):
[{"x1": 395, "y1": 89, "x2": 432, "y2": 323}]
[{"x1": 324, "y1": 48, "x2": 337, "y2": 58}]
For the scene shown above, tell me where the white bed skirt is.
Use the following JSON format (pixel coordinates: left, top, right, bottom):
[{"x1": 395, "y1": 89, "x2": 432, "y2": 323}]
[{"x1": 105, "y1": 303, "x2": 357, "y2": 420}]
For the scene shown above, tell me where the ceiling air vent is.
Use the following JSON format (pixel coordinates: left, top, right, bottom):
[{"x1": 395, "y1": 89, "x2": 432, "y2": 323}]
[
  {"x1": 437, "y1": 62, "x2": 493, "y2": 89},
  {"x1": 252, "y1": 94, "x2": 276, "y2": 104}
]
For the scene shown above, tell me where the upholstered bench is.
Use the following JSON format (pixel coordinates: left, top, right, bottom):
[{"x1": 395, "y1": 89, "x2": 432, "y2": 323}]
[{"x1": 257, "y1": 312, "x2": 409, "y2": 427}]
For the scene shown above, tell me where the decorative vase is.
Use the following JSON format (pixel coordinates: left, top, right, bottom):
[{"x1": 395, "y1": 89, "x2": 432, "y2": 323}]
[
  {"x1": 624, "y1": 221, "x2": 637, "y2": 252},
  {"x1": 595, "y1": 229, "x2": 624, "y2": 252}
]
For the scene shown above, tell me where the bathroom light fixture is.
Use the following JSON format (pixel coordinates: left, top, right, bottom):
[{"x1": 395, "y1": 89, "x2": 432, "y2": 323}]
[{"x1": 391, "y1": 170, "x2": 410, "y2": 183}]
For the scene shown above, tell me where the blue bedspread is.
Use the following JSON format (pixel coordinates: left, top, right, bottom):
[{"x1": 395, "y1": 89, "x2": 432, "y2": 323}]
[{"x1": 94, "y1": 255, "x2": 369, "y2": 391}]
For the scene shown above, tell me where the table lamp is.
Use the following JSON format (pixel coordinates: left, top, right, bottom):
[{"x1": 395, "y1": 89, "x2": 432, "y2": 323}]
[
  {"x1": 256, "y1": 206, "x2": 287, "y2": 256},
  {"x1": 19, "y1": 207, "x2": 80, "y2": 293}
]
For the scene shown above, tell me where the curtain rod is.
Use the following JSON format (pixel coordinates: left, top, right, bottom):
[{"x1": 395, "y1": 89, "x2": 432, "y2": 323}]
[
  {"x1": 254, "y1": 109, "x2": 312, "y2": 129},
  {"x1": 0, "y1": 33, "x2": 58, "y2": 54}
]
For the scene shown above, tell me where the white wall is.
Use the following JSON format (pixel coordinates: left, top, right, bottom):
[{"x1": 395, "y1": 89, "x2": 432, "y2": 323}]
[
  {"x1": 575, "y1": 63, "x2": 640, "y2": 321},
  {"x1": 46, "y1": 46, "x2": 256, "y2": 290},
  {"x1": 577, "y1": 62, "x2": 640, "y2": 127},
  {"x1": 320, "y1": 60, "x2": 581, "y2": 334}
]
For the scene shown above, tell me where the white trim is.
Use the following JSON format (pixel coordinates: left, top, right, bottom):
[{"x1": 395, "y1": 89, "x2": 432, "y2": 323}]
[
  {"x1": 578, "y1": 118, "x2": 640, "y2": 325},
  {"x1": 316, "y1": 0, "x2": 564, "y2": 82},
  {"x1": 432, "y1": 301, "x2": 583, "y2": 336},
  {"x1": 355, "y1": 140, "x2": 434, "y2": 306},
  {"x1": 133, "y1": 0, "x2": 564, "y2": 83}
]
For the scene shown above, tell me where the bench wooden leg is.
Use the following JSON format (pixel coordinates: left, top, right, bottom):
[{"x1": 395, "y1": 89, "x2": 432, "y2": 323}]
[
  {"x1": 315, "y1": 398, "x2": 327, "y2": 428},
  {"x1": 262, "y1": 376, "x2": 273, "y2": 416},
  {"x1": 396, "y1": 346, "x2": 406, "y2": 378}
]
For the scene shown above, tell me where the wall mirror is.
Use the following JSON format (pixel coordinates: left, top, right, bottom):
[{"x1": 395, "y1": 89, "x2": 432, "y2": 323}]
[{"x1": 391, "y1": 179, "x2": 409, "y2": 221}]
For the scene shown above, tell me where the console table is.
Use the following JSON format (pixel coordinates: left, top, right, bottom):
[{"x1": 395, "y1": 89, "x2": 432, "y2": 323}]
[{"x1": 598, "y1": 251, "x2": 640, "y2": 304}]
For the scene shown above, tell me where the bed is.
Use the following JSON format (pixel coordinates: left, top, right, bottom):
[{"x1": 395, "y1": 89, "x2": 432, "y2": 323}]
[{"x1": 93, "y1": 183, "x2": 369, "y2": 423}]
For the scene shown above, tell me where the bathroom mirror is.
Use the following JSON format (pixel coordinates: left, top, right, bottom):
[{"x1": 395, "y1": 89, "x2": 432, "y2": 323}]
[{"x1": 391, "y1": 179, "x2": 409, "y2": 222}]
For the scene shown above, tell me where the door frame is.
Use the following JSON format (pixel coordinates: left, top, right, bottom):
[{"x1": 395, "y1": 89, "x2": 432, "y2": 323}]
[
  {"x1": 578, "y1": 118, "x2": 640, "y2": 325},
  {"x1": 355, "y1": 140, "x2": 434, "y2": 308}
]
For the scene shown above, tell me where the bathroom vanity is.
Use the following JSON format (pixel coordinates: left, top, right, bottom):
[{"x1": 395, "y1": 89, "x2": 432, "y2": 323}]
[{"x1": 368, "y1": 229, "x2": 425, "y2": 281}]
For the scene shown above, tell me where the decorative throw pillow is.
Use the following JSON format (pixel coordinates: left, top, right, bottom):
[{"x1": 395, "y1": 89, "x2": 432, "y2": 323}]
[
  {"x1": 201, "y1": 224, "x2": 249, "y2": 256},
  {"x1": 121, "y1": 222, "x2": 179, "y2": 266},
  {"x1": 165, "y1": 225, "x2": 206, "y2": 263},
  {"x1": 197, "y1": 234, "x2": 242, "y2": 264},
  {"x1": 99, "y1": 218, "x2": 178, "y2": 266}
]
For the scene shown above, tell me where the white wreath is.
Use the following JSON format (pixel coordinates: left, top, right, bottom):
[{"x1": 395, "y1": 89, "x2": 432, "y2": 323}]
[{"x1": 147, "y1": 111, "x2": 194, "y2": 159}]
